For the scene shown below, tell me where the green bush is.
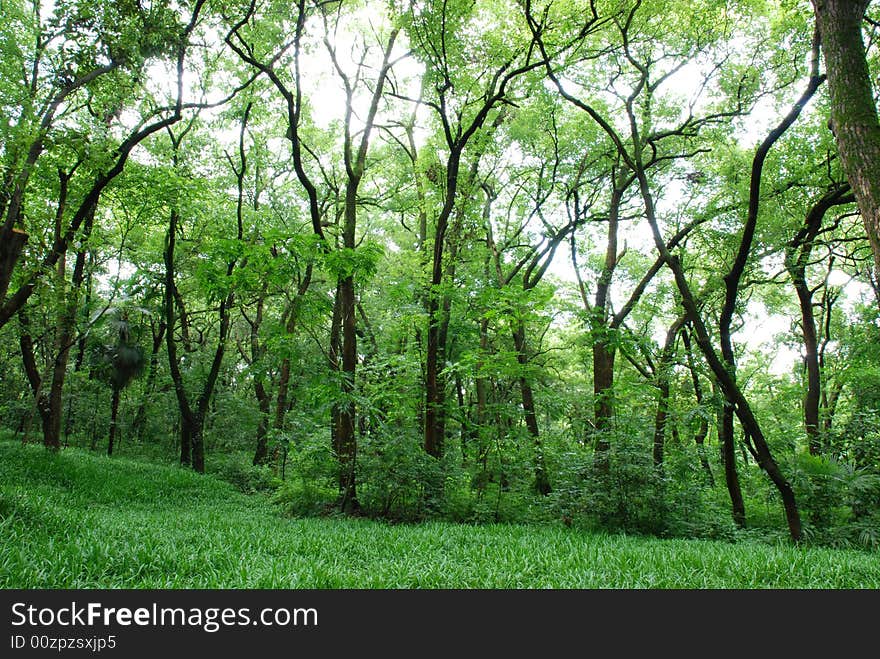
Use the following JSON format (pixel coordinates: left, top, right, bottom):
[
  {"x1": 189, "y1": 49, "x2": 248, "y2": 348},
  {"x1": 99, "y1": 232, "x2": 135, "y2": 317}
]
[
  {"x1": 271, "y1": 479, "x2": 338, "y2": 517},
  {"x1": 550, "y1": 432, "x2": 733, "y2": 540},
  {"x1": 207, "y1": 453, "x2": 282, "y2": 494},
  {"x1": 661, "y1": 446, "x2": 737, "y2": 542},
  {"x1": 270, "y1": 430, "x2": 338, "y2": 516},
  {"x1": 786, "y1": 449, "x2": 880, "y2": 550},
  {"x1": 842, "y1": 465, "x2": 880, "y2": 551},
  {"x1": 551, "y1": 431, "x2": 666, "y2": 535},
  {"x1": 356, "y1": 429, "x2": 445, "y2": 520},
  {"x1": 789, "y1": 452, "x2": 849, "y2": 535}
]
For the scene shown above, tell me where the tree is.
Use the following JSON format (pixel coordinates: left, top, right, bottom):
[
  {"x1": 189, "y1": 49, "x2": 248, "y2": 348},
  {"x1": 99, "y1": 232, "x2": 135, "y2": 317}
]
[
  {"x1": 812, "y1": 0, "x2": 880, "y2": 286},
  {"x1": 92, "y1": 310, "x2": 145, "y2": 456},
  {"x1": 401, "y1": 0, "x2": 585, "y2": 459},
  {"x1": 0, "y1": 0, "x2": 209, "y2": 330}
]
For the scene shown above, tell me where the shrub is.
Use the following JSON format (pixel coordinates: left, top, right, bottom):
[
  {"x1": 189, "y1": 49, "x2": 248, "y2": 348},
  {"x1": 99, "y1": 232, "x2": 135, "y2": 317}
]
[
  {"x1": 269, "y1": 430, "x2": 338, "y2": 516},
  {"x1": 550, "y1": 431, "x2": 666, "y2": 535},
  {"x1": 207, "y1": 453, "x2": 282, "y2": 494},
  {"x1": 356, "y1": 429, "x2": 445, "y2": 521},
  {"x1": 550, "y1": 431, "x2": 735, "y2": 540}
]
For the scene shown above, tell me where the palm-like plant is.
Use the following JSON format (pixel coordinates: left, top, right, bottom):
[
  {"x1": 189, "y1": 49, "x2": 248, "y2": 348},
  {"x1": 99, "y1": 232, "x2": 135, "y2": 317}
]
[{"x1": 93, "y1": 311, "x2": 145, "y2": 456}]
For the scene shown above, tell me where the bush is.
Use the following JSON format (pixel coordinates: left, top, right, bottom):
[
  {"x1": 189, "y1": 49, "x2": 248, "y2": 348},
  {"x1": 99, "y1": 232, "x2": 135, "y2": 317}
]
[
  {"x1": 271, "y1": 479, "x2": 338, "y2": 517},
  {"x1": 550, "y1": 431, "x2": 733, "y2": 540},
  {"x1": 789, "y1": 452, "x2": 849, "y2": 534},
  {"x1": 841, "y1": 465, "x2": 880, "y2": 551},
  {"x1": 207, "y1": 453, "x2": 282, "y2": 494},
  {"x1": 661, "y1": 446, "x2": 737, "y2": 541},
  {"x1": 356, "y1": 429, "x2": 445, "y2": 521},
  {"x1": 270, "y1": 431, "x2": 338, "y2": 516},
  {"x1": 550, "y1": 431, "x2": 666, "y2": 535},
  {"x1": 787, "y1": 450, "x2": 880, "y2": 550}
]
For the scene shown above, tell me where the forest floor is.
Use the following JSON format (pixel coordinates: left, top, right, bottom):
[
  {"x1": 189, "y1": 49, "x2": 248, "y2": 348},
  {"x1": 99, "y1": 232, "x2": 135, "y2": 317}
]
[{"x1": 1, "y1": 441, "x2": 878, "y2": 588}]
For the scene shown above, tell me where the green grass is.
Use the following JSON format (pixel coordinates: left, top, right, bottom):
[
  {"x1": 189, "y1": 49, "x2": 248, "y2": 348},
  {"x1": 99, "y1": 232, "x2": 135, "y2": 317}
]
[{"x1": 1, "y1": 442, "x2": 878, "y2": 588}]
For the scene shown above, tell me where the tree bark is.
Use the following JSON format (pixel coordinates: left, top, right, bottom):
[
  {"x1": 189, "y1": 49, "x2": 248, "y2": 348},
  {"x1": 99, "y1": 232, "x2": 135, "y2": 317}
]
[
  {"x1": 653, "y1": 317, "x2": 685, "y2": 468},
  {"x1": 715, "y1": 32, "x2": 823, "y2": 531},
  {"x1": 813, "y1": 0, "x2": 880, "y2": 284},
  {"x1": 591, "y1": 180, "x2": 628, "y2": 438},
  {"x1": 512, "y1": 323, "x2": 551, "y2": 495},
  {"x1": 329, "y1": 286, "x2": 342, "y2": 459},
  {"x1": 273, "y1": 267, "x2": 312, "y2": 433},
  {"x1": 786, "y1": 184, "x2": 853, "y2": 454},
  {"x1": 107, "y1": 387, "x2": 120, "y2": 456},
  {"x1": 252, "y1": 379, "x2": 272, "y2": 466},
  {"x1": 18, "y1": 313, "x2": 52, "y2": 444},
  {"x1": 40, "y1": 177, "x2": 93, "y2": 450},
  {"x1": 682, "y1": 328, "x2": 714, "y2": 486},
  {"x1": 133, "y1": 317, "x2": 165, "y2": 443}
]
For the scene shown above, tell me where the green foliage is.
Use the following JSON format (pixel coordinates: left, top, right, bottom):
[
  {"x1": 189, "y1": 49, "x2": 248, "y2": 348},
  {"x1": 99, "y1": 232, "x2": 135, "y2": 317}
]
[
  {"x1": 322, "y1": 242, "x2": 384, "y2": 282},
  {"x1": 2, "y1": 442, "x2": 879, "y2": 588},
  {"x1": 357, "y1": 428, "x2": 443, "y2": 520},
  {"x1": 550, "y1": 429, "x2": 737, "y2": 541},
  {"x1": 206, "y1": 452, "x2": 282, "y2": 494},
  {"x1": 4, "y1": 0, "x2": 880, "y2": 565},
  {"x1": 271, "y1": 430, "x2": 338, "y2": 517},
  {"x1": 552, "y1": 432, "x2": 667, "y2": 536},
  {"x1": 788, "y1": 451, "x2": 880, "y2": 551}
]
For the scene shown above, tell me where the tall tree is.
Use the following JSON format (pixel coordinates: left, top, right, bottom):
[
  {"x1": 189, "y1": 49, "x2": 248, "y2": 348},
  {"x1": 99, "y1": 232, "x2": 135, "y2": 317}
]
[
  {"x1": 0, "y1": 0, "x2": 209, "y2": 329},
  {"x1": 402, "y1": 0, "x2": 579, "y2": 458},
  {"x1": 812, "y1": 0, "x2": 880, "y2": 285},
  {"x1": 163, "y1": 107, "x2": 245, "y2": 472}
]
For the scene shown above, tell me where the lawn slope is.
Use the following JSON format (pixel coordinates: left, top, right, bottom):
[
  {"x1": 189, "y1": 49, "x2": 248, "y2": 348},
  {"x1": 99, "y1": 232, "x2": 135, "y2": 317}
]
[{"x1": 1, "y1": 442, "x2": 878, "y2": 588}]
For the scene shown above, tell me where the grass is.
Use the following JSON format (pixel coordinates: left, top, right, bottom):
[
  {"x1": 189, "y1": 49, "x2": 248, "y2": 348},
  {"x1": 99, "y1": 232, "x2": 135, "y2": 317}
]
[{"x1": 1, "y1": 441, "x2": 878, "y2": 588}]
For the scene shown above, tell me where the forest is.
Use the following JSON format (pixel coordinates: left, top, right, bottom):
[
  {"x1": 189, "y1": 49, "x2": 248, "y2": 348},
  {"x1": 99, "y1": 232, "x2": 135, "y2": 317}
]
[{"x1": 2, "y1": 0, "x2": 880, "y2": 564}]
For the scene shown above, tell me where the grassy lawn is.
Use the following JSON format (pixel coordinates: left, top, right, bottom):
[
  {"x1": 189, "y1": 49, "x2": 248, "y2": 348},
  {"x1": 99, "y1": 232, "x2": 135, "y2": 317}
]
[{"x1": 1, "y1": 441, "x2": 878, "y2": 588}]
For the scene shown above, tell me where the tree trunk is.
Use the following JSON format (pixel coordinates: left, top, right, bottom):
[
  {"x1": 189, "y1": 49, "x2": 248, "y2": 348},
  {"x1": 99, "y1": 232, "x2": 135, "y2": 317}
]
[
  {"x1": 164, "y1": 125, "x2": 237, "y2": 475},
  {"x1": 329, "y1": 284, "x2": 342, "y2": 460},
  {"x1": 133, "y1": 319, "x2": 165, "y2": 443},
  {"x1": 180, "y1": 418, "x2": 191, "y2": 466},
  {"x1": 796, "y1": 284, "x2": 822, "y2": 454},
  {"x1": 637, "y1": 160, "x2": 801, "y2": 540},
  {"x1": 42, "y1": 184, "x2": 93, "y2": 450},
  {"x1": 653, "y1": 318, "x2": 684, "y2": 468},
  {"x1": 252, "y1": 379, "x2": 271, "y2": 465},
  {"x1": 107, "y1": 387, "x2": 120, "y2": 456},
  {"x1": 18, "y1": 318, "x2": 52, "y2": 445},
  {"x1": 475, "y1": 317, "x2": 491, "y2": 475},
  {"x1": 424, "y1": 296, "x2": 446, "y2": 459},
  {"x1": 274, "y1": 358, "x2": 291, "y2": 430},
  {"x1": 592, "y1": 180, "x2": 626, "y2": 441},
  {"x1": 682, "y1": 328, "x2": 714, "y2": 486},
  {"x1": 0, "y1": 227, "x2": 27, "y2": 302},
  {"x1": 337, "y1": 272, "x2": 358, "y2": 512},
  {"x1": 786, "y1": 184, "x2": 853, "y2": 454},
  {"x1": 512, "y1": 323, "x2": 551, "y2": 495},
  {"x1": 712, "y1": 40, "x2": 822, "y2": 534},
  {"x1": 190, "y1": 414, "x2": 205, "y2": 473},
  {"x1": 592, "y1": 341, "x2": 615, "y2": 472},
  {"x1": 813, "y1": 0, "x2": 880, "y2": 282},
  {"x1": 719, "y1": 401, "x2": 746, "y2": 527},
  {"x1": 273, "y1": 266, "x2": 313, "y2": 433}
]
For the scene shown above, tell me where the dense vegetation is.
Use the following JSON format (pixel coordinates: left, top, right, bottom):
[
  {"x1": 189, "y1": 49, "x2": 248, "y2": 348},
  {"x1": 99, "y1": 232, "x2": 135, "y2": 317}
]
[
  {"x1": 2, "y1": 0, "x2": 880, "y2": 561},
  {"x1": 2, "y1": 442, "x2": 878, "y2": 587}
]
